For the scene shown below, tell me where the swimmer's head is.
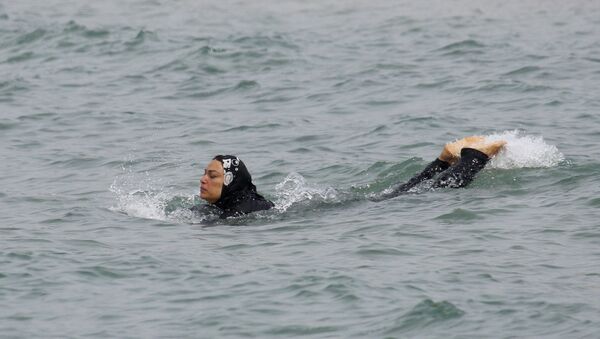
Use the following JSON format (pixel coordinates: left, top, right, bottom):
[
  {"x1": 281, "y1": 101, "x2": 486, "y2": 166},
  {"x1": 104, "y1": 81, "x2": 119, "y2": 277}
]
[{"x1": 199, "y1": 155, "x2": 255, "y2": 205}]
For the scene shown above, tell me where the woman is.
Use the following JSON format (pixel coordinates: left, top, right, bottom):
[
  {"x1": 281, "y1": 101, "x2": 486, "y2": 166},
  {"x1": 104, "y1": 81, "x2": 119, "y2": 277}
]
[
  {"x1": 194, "y1": 136, "x2": 505, "y2": 218},
  {"x1": 194, "y1": 155, "x2": 274, "y2": 219}
]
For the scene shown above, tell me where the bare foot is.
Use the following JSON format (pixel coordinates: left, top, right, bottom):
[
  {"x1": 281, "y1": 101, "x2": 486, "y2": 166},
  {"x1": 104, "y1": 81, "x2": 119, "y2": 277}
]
[
  {"x1": 439, "y1": 135, "x2": 485, "y2": 164},
  {"x1": 471, "y1": 140, "x2": 507, "y2": 158}
]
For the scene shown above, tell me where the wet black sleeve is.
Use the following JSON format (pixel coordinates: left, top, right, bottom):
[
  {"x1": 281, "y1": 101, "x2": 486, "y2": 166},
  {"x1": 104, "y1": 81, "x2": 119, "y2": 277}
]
[
  {"x1": 374, "y1": 158, "x2": 450, "y2": 201},
  {"x1": 432, "y1": 148, "x2": 489, "y2": 188}
]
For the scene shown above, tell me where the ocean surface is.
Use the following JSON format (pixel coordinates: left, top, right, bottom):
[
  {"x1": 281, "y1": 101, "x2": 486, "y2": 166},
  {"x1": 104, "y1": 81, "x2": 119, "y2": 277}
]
[{"x1": 1, "y1": 0, "x2": 599, "y2": 338}]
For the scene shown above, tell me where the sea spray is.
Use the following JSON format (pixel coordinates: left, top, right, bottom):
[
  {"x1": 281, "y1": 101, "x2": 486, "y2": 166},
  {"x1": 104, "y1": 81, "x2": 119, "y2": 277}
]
[
  {"x1": 486, "y1": 130, "x2": 564, "y2": 169},
  {"x1": 109, "y1": 174, "x2": 171, "y2": 221},
  {"x1": 274, "y1": 172, "x2": 340, "y2": 212},
  {"x1": 109, "y1": 164, "x2": 198, "y2": 221}
]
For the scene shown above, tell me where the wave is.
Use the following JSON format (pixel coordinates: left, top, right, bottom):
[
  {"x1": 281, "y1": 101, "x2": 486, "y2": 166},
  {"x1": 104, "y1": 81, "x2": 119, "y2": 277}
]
[{"x1": 384, "y1": 299, "x2": 465, "y2": 334}]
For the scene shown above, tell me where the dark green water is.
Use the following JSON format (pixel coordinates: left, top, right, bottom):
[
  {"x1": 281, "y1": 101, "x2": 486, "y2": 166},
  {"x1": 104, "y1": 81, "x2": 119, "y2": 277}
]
[{"x1": 1, "y1": 1, "x2": 599, "y2": 338}]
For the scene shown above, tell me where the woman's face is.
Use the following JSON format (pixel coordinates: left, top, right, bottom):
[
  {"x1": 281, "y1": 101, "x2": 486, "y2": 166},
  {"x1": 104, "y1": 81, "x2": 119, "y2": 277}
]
[{"x1": 200, "y1": 160, "x2": 224, "y2": 203}]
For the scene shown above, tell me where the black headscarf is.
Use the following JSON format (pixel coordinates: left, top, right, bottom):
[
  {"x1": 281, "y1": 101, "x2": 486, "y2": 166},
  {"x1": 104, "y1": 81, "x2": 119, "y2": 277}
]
[{"x1": 211, "y1": 155, "x2": 258, "y2": 210}]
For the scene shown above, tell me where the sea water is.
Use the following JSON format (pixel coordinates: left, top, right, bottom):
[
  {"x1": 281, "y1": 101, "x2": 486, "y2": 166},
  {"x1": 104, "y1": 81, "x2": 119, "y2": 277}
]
[{"x1": 1, "y1": 1, "x2": 599, "y2": 338}]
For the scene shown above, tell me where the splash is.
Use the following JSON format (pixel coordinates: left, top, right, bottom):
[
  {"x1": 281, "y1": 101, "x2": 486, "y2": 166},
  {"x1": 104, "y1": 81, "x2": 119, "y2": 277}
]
[
  {"x1": 110, "y1": 184, "x2": 170, "y2": 221},
  {"x1": 109, "y1": 167, "x2": 173, "y2": 221},
  {"x1": 109, "y1": 166, "x2": 199, "y2": 222},
  {"x1": 274, "y1": 173, "x2": 340, "y2": 212},
  {"x1": 484, "y1": 130, "x2": 564, "y2": 169}
]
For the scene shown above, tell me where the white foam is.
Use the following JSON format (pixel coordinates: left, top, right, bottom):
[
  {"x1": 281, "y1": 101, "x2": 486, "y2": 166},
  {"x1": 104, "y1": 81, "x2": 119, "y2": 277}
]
[
  {"x1": 109, "y1": 183, "x2": 169, "y2": 221},
  {"x1": 485, "y1": 130, "x2": 564, "y2": 169},
  {"x1": 274, "y1": 172, "x2": 339, "y2": 212},
  {"x1": 109, "y1": 165, "x2": 182, "y2": 221}
]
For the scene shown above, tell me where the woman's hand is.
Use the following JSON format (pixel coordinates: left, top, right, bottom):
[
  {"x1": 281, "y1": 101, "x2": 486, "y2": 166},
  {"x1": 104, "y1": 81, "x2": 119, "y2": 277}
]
[{"x1": 474, "y1": 140, "x2": 506, "y2": 157}]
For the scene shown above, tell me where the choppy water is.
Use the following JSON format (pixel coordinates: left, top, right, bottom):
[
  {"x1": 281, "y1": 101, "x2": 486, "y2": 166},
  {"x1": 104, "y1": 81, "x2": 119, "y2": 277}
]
[{"x1": 1, "y1": 1, "x2": 599, "y2": 338}]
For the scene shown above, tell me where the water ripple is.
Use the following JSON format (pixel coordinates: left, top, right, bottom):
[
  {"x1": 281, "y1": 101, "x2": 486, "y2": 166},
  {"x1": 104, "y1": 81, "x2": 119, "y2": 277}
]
[
  {"x1": 385, "y1": 299, "x2": 465, "y2": 334},
  {"x1": 1, "y1": 1, "x2": 600, "y2": 337}
]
